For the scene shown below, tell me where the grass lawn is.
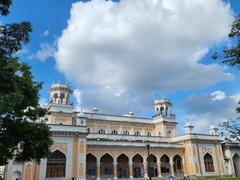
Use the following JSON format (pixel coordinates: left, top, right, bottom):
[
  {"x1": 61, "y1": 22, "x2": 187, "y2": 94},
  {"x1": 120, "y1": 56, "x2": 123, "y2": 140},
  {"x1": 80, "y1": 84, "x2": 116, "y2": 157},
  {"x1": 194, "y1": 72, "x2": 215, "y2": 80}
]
[{"x1": 195, "y1": 177, "x2": 240, "y2": 180}]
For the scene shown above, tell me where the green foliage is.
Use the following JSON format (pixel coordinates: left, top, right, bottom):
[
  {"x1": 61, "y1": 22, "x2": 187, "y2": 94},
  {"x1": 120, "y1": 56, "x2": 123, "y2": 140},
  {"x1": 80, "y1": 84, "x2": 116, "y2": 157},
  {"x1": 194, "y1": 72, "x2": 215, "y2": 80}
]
[
  {"x1": 0, "y1": 3, "x2": 52, "y2": 166},
  {"x1": 0, "y1": 0, "x2": 12, "y2": 15},
  {"x1": 213, "y1": 15, "x2": 240, "y2": 68},
  {"x1": 220, "y1": 119, "x2": 240, "y2": 140},
  {"x1": 213, "y1": 15, "x2": 240, "y2": 139}
]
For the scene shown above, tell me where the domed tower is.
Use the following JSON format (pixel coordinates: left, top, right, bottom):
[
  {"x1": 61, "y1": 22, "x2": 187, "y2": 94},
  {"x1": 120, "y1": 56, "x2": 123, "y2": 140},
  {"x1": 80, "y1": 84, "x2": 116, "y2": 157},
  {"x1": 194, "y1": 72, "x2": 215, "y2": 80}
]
[
  {"x1": 49, "y1": 83, "x2": 73, "y2": 105},
  {"x1": 153, "y1": 98, "x2": 177, "y2": 137},
  {"x1": 154, "y1": 98, "x2": 172, "y2": 116},
  {"x1": 184, "y1": 120, "x2": 194, "y2": 134},
  {"x1": 209, "y1": 124, "x2": 218, "y2": 136},
  {"x1": 47, "y1": 83, "x2": 74, "y2": 125}
]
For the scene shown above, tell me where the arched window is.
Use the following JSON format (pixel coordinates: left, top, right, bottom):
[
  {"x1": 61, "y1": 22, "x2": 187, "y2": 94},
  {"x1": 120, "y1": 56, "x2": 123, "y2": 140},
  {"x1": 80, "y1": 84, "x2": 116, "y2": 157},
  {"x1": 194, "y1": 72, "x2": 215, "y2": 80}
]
[
  {"x1": 123, "y1": 130, "x2": 130, "y2": 135},
  {"x1": 167, "y1": 130, "x2": 171, "y2": 137},
  {"x1": 98, "y1": 129, "x2": 105, "y2": 134},
  {"x1": 87, "y1": 128, "x2": 90, "y2": 134},
  {"x1": 46, "y1": 150, "x2": 66, "y2": 177},
  {"x1": 53, "y1": 93, "x2": 58, "y2": 103},
  {"x1": 112, "y1": 129, "x2": 118, "y2": 135},
  {"x1": 60, "y1": 93, "x2": 65, "y2": 104},
  {"x1": 135, "y1": 131, "x2": 141, "y2": 136},
  {"x1": 147, "y1": 132, "x2": 151, "y2": 137},
  {"x1": 204, "y1": 153, "x2": 214, "y2": 172}
]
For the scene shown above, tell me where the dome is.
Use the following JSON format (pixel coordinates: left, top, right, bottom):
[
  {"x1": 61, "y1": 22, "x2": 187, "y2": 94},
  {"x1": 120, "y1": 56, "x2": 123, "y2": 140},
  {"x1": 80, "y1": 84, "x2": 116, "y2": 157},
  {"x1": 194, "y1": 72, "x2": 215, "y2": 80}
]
[
  {"x1": 210, "y1": 124, "x2": 218, "y2": 130},
  {"x1": 184, "y1": 121, "x2": 193, "y2": 127},
  {"x1": 77, "y1": 111, "x2": 86, "y2": 118}
]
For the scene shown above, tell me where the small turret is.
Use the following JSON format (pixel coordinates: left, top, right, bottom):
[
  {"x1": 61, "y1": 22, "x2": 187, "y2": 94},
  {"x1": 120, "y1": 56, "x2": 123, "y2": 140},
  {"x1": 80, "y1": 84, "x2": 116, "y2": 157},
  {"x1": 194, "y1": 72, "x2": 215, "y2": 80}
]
[
  {"x1": 184, "y1": 120, "x2": 194, "y2": 134},
  {"x1": 209, "y1": 124, "x2": 218, "y2": 136},
  {"x1": 49, "y1": 83, "x2": 73, "y2": 105},
  {"x1": 47, "y1": 83, "x2": 73, "y2": 113},
  {"x1": 154, "y1": 98, "x2": 173, "y2": 116},
  {"x1": 76, "y1": 111, "x2": 86, "y2": 126}
]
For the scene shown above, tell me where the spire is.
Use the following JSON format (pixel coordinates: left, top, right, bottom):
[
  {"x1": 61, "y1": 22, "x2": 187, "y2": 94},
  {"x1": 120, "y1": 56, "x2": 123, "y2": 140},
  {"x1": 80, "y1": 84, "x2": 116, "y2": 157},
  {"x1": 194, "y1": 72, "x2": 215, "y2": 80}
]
[
  {"x1": 209, "y1": 123, "x2": 218, "y2": 136},
  {"x1": 184, "y1": 119, "x2": 194, "y2": 134}
]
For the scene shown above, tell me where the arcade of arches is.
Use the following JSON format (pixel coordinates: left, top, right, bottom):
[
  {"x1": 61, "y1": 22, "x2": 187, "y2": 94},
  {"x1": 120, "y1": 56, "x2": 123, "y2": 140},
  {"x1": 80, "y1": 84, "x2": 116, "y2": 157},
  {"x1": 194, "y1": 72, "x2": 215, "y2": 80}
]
[
  {"x1": 233, "y1": 153, "x2": 240, "y2": 177},
  {"x1": 85, "y1": 153, "x2": 184, "y2": 179}
]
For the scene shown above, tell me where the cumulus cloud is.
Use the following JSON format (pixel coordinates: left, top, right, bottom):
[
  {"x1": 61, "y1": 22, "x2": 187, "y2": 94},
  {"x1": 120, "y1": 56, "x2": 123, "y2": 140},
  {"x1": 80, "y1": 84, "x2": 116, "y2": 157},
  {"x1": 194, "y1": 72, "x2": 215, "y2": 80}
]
[
  {"x1": 55, "y1": 0, "x2": 234, "y2": 114},
  {"x1": 211, "y1": 90, "x2": 226, "y2": 101},
  {"x1": 184, "y1": 91, "x2": 239, "y2": 132},
  {"x1": 73, "y1": 89, "x2": 82, "y2": 111},
  {"x1": 39, "y1": 97, "x2": 48, "y2": 108},
  {"x1": 43, "y1": 30, "x2": 50, "y2": 36},
  {"x1": 30, "y1": 42, "x2": 55, "y2": 61}
]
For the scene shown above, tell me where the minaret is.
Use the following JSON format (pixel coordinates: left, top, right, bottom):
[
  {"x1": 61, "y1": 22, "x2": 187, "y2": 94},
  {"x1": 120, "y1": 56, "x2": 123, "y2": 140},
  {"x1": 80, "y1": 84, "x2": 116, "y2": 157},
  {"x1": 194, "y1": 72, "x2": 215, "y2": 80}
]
[
  {"x1": 154, "y1": 98, "x2": 173, "y2": 116},
  {"x1": 209, "y1": 124, "x2": 218, "y2": 136},
  {"x1": 47, "y1": 83, "x2": 73, "y2": 113},
  {"x1": 153, "y1": 98, "x2": 177, "y2": 137},
  {"x1": 184, "y1": 120, "x2": 194, "y2": 134}
]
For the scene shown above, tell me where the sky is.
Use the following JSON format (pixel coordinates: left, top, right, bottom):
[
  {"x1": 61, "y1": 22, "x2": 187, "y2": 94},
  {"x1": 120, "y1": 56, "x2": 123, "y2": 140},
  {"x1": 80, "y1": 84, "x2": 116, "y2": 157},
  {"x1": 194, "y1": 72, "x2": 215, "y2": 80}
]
[{"x1": 2, "y1": 0, "x2": 240, "y2": 134}]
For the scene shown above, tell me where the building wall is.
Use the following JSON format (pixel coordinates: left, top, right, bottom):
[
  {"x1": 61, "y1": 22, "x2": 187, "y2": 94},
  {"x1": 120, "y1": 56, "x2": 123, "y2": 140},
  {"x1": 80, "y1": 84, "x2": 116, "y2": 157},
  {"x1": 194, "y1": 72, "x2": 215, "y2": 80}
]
[{"x1": 87, "y1": 120, "x2": 156, "y2": 136}]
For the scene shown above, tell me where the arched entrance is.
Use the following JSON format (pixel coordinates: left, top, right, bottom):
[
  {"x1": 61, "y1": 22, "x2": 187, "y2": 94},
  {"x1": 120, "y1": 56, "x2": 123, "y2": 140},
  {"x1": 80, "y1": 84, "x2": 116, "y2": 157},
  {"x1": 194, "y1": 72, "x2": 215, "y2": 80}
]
[
  {"x1": 204, "y1": 153, "x2": 214, "y2": 172},
  {"x1": 86, "y1": 153, "x2": 97, "y2": 179},
  {"x1": 117, "y1": 154, "x2": 129, "y2": 178},
  {"x1": 147, "y1": 154, "x2": 158, "y2": 177},
  {"x1": 132, "y1": 154, "x2": 144, "y2": 178},
  {"x1": 12, "y1": 171, "x2": 21, "y2": 180},
  {"x1": 100, "y1": 154, "x2": 114, "y2": 179},
  {"x1": 173, "y1": 155, "x2": 183, "y2": 177},
  {"x1": 160, "y1": 154, "x2": 170, "y2": 177},
  {"x1": 233, "y1": 153, "x2": 240, "y2": 176},
  {"x1": 46, "y1": 150, "x2": 66, "y2": 177}
]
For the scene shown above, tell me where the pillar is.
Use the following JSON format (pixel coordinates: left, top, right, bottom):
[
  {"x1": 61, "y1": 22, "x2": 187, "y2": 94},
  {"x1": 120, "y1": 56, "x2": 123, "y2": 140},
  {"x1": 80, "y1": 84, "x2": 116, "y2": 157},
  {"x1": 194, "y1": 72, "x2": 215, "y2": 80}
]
[
  {"x1": 144, "y1": 162, "x2": 148, "y2": 178},
  {"x1": 158, "y1": 162, "x2": 162, "y2": 177},
  {"x1": 96, "y1": 162, "x2": 101, "y2": 180},
  {"x1": 182, "y1": 158, "x2": 186, "y2": 176},
  {"x1": 170, "y1": 161, "x2": 175, "y2": 176},
  {"x1": 129, "y1": 162, "x2": 133, "y2": 179},
  {"x1": 114, "y1": 162, "x2": 117, "y2": 179}
]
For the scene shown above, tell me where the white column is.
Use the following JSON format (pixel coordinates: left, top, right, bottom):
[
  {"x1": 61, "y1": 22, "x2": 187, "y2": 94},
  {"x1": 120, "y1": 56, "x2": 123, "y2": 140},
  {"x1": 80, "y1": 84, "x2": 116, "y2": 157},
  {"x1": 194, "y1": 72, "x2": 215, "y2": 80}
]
[
  {"x1": 170, "y1": 160, "x2": 175, "y2": 177},
  {"x1": 143, "y1": 159, "x2": 148, "y2": 178},
  {"x1": 157, "y1": 160, "x2": 162, "y2": 177},
  {"x1": 129, "y1": 159, "x2": 133, "y2": 179},
  {"x1": 96, "y1": 158, "x2": 101, "y2": 180}
]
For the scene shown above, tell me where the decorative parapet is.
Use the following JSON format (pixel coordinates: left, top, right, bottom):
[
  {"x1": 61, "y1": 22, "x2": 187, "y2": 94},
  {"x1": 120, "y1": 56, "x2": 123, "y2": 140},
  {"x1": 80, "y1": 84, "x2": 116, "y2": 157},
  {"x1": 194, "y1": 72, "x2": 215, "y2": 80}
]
[
  {"x1": 87, "y1": 133, "x2": 170, "y2": 143},
  {"x1": 170, "y1": 133, "x2": 220, "y2": 143},
  {"x1": 87, "y1": 140, "x2": 183, "y2": 148},
  {"x1": 48, "y1": 124, "x2": 87, "y2": 135}
]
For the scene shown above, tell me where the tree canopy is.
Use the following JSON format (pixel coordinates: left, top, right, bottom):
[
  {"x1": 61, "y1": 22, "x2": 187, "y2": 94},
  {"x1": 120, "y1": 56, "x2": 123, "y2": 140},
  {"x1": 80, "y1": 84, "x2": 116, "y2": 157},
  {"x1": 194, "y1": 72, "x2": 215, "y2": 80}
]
[
  {"x1": 0, "y1": 1, "x2": 52, "y2": 165},
  {"x1": 0, "y1": 0, "x2": 12, "y2": 15},
  {"x1": 214, "y1": 15, "x2": 240, "y2": 140}
]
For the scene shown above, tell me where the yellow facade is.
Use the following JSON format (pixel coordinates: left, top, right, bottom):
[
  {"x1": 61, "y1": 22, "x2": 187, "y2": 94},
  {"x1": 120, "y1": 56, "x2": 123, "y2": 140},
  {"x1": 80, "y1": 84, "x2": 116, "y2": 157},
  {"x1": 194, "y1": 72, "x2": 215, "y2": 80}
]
[{"x1": 5, "y1": 83, "x2": 237, "y2": 180}]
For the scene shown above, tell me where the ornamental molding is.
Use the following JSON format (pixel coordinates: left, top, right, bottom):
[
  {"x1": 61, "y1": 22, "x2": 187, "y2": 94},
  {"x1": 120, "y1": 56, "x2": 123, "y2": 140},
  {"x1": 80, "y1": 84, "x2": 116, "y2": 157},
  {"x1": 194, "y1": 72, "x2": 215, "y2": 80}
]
[{"x1": 51, "y1": 143, "x2": 67, "y2": 154}]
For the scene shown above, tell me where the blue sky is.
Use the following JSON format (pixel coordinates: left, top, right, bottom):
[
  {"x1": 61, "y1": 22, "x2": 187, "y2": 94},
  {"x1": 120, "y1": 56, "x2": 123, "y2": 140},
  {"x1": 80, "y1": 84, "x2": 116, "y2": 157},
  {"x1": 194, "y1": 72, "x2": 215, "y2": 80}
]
[{"x1": 2, "y1": 0, "x2": 240, "y2": 133}]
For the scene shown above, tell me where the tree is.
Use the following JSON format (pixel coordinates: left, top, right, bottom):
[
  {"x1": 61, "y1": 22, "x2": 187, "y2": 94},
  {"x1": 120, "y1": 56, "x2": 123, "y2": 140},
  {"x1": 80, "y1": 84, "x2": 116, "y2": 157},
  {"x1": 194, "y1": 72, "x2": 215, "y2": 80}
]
[
  {"x1": 213, "y1": 15, "x2": 240, "y2": 139},
  {"x1": 0, "y1": 2, "x2": 52, "y2": 165},
  {"x1": 213, "y1": 15, "x2": 240, "y2": 69},
  {"x1": 0, "y1": 0, "x2": 12, "y2": 15},
  {"x1": 214, "y1": 15, "x2": 240, "y2": 113}
]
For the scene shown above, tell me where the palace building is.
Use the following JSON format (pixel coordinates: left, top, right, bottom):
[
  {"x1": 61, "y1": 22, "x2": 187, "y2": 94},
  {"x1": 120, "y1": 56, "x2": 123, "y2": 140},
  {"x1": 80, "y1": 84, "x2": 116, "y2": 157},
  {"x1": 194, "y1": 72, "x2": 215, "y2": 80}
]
[{"x1": 4, "y1": 83, "x2": 240, "y2": 180}]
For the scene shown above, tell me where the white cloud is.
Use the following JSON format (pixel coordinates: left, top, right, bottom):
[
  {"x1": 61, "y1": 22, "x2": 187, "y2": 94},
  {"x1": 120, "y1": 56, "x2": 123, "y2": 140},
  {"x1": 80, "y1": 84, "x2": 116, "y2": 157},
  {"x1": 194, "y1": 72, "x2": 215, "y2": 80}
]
[
  {"x1": 55, "y1": 0, "x2": 234, "y2": 114},
  {"x1": 184, "y1": 91, "x2": 238, "y2": 133},
  {"x1": 73, "y1": 89, "x2": 82, "y2": 106},
  {"x1": 43, "y1": 30, "x2": 50, "y2": 36},
  {"x1": 211, "y1": 90, "x2": 226, "y2": 101},
  {"x1": 34, "y1": 42, "x2": 55, "y2": 61},
  {"x1": 73, "y1": 89, "x2": 83, "y2": 111},
  {"x1": 39, "y1": 97, "x2": 48, "y2": 108}
]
